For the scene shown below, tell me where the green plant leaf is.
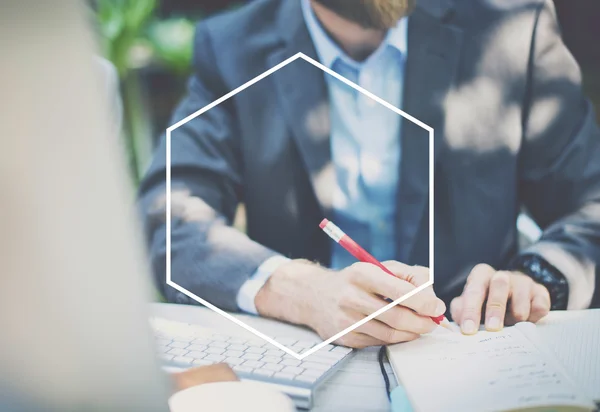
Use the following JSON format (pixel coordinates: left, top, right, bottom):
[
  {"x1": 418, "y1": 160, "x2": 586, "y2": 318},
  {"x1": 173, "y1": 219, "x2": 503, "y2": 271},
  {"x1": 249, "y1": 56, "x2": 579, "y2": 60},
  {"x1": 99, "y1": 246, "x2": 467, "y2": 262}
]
[
  {"x1": 126, "y1": 0, "x2": 156, "y2": 32},
  {"x1": 147, "y1": 18, "x2": 194, "y2": 74}
]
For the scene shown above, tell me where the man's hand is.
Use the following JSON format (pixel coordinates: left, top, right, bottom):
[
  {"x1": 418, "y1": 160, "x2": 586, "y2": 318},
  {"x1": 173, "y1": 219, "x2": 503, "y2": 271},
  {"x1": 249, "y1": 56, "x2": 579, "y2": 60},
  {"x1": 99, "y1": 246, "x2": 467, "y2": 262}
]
[
  {"x1": 170, "y1": 363, "x2": 238, "y2": 394},
  {"x1": 255, "y1": 260, "x2": 445, "y2": 348},
  {"x1": 450, "y1": 264, "x2": 551, "y2": 335}
]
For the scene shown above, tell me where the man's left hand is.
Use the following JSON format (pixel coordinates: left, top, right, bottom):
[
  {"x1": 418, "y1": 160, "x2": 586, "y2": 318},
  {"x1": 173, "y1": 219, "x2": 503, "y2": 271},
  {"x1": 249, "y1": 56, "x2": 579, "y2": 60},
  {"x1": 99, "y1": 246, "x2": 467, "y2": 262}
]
[{"x1": 450, "y1": 264, "x2": 551, "y2": 335}]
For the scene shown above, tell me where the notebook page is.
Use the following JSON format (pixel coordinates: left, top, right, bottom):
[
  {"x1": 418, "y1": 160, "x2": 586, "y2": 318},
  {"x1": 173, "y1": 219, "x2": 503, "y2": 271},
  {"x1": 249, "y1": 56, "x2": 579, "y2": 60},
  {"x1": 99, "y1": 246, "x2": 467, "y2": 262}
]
[
  {"x1": 535, "y1": 310, "x2": 600, "y2": 402},
  {"x1": 387, "y1": 326, "x2": 595, "y2": 412}
]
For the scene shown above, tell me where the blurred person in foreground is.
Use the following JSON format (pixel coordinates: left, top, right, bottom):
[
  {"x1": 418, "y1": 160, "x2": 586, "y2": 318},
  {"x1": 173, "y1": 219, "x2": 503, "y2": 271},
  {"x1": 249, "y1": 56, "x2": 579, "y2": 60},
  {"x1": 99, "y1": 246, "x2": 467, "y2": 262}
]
[{"x1": 139, "y1": 0, "x2": 600, "y2": 346}]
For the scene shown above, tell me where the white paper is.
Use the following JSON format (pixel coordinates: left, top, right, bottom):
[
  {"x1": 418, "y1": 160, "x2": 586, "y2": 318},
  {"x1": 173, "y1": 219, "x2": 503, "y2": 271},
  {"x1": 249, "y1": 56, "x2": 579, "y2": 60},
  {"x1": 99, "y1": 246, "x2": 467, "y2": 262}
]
[
  {"x1": 387, "y1": 325, "x2": 595, "y2": 412},
  {"x1": 536, "y1": 310, "x2": 600, "y2": 402}
]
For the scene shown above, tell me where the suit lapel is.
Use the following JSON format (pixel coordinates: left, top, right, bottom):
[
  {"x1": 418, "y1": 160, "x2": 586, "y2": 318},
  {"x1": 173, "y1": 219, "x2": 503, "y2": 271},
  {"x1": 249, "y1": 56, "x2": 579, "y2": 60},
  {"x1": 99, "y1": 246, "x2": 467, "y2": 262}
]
[
  {"x1": 268, "y1": 0, "x2": 334, "y2": 215},
  {"x1": 396, "y1": 0, "x2": 464, "y2": 261}
]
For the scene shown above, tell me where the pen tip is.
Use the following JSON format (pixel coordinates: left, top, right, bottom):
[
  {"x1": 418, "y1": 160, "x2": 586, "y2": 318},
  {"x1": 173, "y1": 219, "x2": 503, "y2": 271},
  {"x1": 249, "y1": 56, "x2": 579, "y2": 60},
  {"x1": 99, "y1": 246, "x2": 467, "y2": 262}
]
[{"x1": 319, "y1": 219, "x2": 329, "y2": 229}]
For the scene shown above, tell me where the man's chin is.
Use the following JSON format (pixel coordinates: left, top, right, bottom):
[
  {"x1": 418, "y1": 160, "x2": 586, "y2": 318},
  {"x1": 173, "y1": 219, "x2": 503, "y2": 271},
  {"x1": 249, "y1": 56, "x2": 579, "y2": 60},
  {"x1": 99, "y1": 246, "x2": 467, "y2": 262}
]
[{"x1": 314, "y1": 0, "x2": 416, "y2": 30}]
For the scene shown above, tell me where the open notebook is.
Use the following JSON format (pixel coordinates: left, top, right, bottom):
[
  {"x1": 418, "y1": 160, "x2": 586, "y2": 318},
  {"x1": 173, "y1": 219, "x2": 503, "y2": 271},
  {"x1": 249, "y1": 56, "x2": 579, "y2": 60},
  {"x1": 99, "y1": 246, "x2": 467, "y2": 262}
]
[
  {"x1": 387, "y1": 323, "x2": 597, "y2": 412},
  {"x1": 536, "y1": 310, "x2": 600, "y2": 404}
]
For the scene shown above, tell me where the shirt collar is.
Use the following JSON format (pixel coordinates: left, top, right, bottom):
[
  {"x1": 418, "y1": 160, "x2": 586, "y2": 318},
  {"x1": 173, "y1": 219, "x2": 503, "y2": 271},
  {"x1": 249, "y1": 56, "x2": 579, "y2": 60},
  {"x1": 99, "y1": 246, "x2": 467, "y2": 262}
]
[{"x1": 301, "y1": 0, "x2": 408, "y2": 69}]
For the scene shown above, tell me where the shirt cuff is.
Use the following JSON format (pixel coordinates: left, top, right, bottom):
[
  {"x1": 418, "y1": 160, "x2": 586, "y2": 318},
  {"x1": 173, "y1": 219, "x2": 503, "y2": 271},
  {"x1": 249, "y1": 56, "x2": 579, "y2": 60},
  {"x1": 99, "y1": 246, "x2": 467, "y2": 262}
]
[{"x1": 236, "y1": 255, "x2": 291, "y2": 315}]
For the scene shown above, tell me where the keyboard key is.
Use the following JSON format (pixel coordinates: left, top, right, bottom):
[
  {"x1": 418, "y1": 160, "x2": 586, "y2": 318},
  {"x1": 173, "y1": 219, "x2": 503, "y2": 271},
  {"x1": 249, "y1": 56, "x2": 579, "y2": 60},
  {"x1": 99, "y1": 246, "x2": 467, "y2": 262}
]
[
  {"x1": 187, "y1": 351, "x2": 207, "y2": 360},
  {"x1": 302, "y1": 368, "x2": 324, "y2": 378},
  {"x1": 167, "y1": 348, "x2": 188, "y2": 356},
  {"x1": 205, "y1": 347, "x2": 225, "y2": 355},
  {"x1": 301, "y1": 361, "x2": 330, "y2": 371},
  {"x1": 223, "y1": 350, "x2": 245, "y2": 358},
  {"x1": 157, "y1": 346, "x2": 172, "y2": 354},
  {"x1": 314, "y1": 351, "x2": 345, "y2": 361},
  {"x1": 281, "y1": 366, "x2": 304, "y2": 375},
  {"x1": 262, "y1": 363, "x2": 284, "y2": 372},
  {"x1": 242, "y1": 361, "x2": 265, "y2": 369},
  {"x1": 331, "y1": 346, "x2": 352, "y2": 354},
  {"x1": 241, "y1": 353, "x2": 262, "y2": 361},
  {"x1": 224, "y1": 357, "x2": 245, "y2": 366},
  {"x1": 233, "y1": 365, "x2": 253, "y2": 374},
  {"x1": 261, "y1": 356, "x2": 281, "y2": 364},
  {"x1": 204, "y1": 354, "x2": 225, "y2": 363},
  {"x1": 296, "y1": 340, "x2": 317, "y2": 348},
  {"x1": 172, "y1": 356, "x2": 194, "y2": 365},
  {"x1": 264, "y1": 349, "x2": 285, "y2": 357},
  {"x1": 210, "y1": 341, "x2": 229, "y2": 349},
  {"x1": 281, "y1": 359, "x2": 302, "y2": 367},
  {"x1": 274, "y1": 337, "x2": 297, "y2": 346},
  {"x1": 274, "y1": 372, "x2": 296, "y2": 381},
  {"x1": 295, "y1": 374, "x2": 319, "y2": 384},
  {"x1": 160, "y1": 354, "x2": 173, "y2": 362},
  {"x1": 168, "y1": 341, "x2": 188, "y2": 349},
  {"x1": 246, "y1": 337, "x2": 267, "y2": 346},
  {"x1": 187, "y1": 344, "x2": 208, "y2": 352},
  {"x1": 192, "y1": 359, "x2": 213, "y2": 366},
  {"x1": 301, "y1": 355, "x2": 336, "y2": 366},
  {"x1": 192, "y1": 338, "x2": 211, "y2": 346},
  {"x1": 227, "y1": 341, "x2": 247, "y2": 349},
  {"x1": 253, "y1": 369, "x2": 273, "y2": 378},
  {"x1": 245, "y1": 347, "x2": 266, "y2": 355}
]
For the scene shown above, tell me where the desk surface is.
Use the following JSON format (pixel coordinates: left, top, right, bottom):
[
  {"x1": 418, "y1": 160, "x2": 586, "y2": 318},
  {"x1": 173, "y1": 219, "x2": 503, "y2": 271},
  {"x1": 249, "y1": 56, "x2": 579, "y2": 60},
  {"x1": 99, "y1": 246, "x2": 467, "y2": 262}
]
[{"x1": 151, "y1": 303, "x2": 600, "y2": 411}]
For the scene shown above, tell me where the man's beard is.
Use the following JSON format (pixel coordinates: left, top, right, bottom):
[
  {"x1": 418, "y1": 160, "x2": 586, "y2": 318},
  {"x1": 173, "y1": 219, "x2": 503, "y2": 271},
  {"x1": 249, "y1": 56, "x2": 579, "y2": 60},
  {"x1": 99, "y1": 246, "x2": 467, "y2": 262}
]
[{"x1": 313, "y1": 0, "x2": 417, "y2": 30}]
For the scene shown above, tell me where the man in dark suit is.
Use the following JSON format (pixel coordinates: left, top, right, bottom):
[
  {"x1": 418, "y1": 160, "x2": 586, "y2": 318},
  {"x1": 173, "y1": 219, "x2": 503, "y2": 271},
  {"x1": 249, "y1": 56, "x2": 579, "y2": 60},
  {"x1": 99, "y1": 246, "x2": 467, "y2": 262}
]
[{"x1": 140, "y1": 0, "x2": 600, "y2": 346}]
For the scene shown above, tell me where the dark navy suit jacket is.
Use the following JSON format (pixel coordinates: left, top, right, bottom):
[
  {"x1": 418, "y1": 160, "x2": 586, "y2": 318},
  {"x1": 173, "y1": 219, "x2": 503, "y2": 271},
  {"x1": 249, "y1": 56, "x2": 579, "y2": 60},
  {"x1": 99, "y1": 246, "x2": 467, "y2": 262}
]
[{"x1": 140, "y1": 0, "x2": 600, "y2": 311}]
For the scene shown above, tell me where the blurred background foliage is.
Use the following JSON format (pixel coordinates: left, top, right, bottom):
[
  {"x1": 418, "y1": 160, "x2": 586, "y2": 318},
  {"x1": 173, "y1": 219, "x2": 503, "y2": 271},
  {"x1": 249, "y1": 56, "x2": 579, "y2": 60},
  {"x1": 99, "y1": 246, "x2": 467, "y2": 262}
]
[
  {"x1": 91, "y1": 0, "x2": 245, "y2": 183},
  {"x1": 90, "y1": 0, "x2": 600, "y2": 184}
]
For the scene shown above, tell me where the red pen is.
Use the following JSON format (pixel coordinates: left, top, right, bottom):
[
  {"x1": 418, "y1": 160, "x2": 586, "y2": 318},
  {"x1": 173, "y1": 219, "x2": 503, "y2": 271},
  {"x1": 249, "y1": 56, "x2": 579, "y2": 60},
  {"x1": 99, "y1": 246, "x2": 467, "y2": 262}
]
[{"x1": 319, "y1": 218, "x2": 451, "y2": 329}]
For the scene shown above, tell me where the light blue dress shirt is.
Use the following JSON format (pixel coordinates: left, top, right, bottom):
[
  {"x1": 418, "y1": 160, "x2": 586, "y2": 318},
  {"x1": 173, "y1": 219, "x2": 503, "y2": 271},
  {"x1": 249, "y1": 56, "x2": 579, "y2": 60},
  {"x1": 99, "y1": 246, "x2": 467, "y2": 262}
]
[{"x1": 236, "y1": 0, "x2": 408, "y2": 314}]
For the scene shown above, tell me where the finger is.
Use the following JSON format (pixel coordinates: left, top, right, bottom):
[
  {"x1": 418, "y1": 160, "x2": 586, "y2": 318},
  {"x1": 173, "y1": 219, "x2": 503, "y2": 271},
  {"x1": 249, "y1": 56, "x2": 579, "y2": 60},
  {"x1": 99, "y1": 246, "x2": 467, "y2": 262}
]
[
  {"x1": 383, "y1": 262, "x2": 439, "y2": 306},
  {"x1": 509, "y1": 274, "x2": 533, "y2": 323},
  {"x1": 484, "y1": 271, "x2": 511, "y2": 331},
  {"x1": 348, "y1": 263, "x2": 445, "y2": 317},
  {"x1": 382, "y1": 261, "x2": 431, "y2": 286},
  {"x1": 376, "y1": 305, "x2": 437, "y2": 335},
  {"x1": 398, "y1": 264, "x2": 444, "y2": 317},
  {"x1": 528, "y1": 284, "x2": 550, "y2": 323},
  {"x1": 450, "y1": 296, "x2": 464, "y2": 322},
  {"x1": 335, "y1": 332, "x2": 388, "y2": 349},
  {"x1": 459, "y1": 264, "x2": 494, "y2": 335},
  {"x1": 402, "y1": 288, "x2": 446, "y2": 319},
  {"x1": 343, "y1": 289, "x2": 437, "y2": 335},
  {"x1": 355, "y1": 319, "x2": 420, "y2": 344}
]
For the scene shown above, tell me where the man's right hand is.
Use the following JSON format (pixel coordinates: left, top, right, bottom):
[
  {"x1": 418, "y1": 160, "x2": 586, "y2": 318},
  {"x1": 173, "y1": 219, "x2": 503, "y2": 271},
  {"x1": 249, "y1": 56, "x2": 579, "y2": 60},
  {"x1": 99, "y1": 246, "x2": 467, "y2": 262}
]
[{"x1": 254, "y1": 260, "x2": 446, "y2": 348}]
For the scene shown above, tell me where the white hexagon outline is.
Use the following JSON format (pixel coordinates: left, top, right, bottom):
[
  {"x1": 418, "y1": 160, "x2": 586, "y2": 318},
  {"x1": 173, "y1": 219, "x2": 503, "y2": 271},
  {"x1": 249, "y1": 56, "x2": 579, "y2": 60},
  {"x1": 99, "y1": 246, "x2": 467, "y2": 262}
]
[{"x1": 165, "y1": 52, "x2": 434, "y2": 360}]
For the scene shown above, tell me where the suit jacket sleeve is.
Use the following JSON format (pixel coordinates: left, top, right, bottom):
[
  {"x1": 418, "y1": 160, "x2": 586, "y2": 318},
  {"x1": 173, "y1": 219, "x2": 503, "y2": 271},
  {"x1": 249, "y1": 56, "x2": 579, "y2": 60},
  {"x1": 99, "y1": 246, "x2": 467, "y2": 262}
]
[
  {"x1": 138, "y1": 23, "x2": 279, "y2": 311},
  {"x1": 519, "y1": 0, "x2": 600, "y2": 309}
]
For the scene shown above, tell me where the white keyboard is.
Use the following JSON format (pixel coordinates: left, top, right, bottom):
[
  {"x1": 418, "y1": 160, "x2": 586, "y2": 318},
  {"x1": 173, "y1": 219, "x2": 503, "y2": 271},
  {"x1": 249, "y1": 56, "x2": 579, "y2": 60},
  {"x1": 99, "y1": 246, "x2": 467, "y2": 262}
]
[{"x1": 150, "y1": 318, "x2": 353, "y2": 409}]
